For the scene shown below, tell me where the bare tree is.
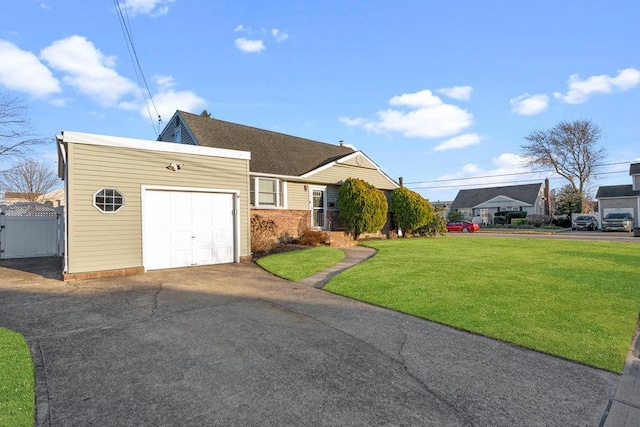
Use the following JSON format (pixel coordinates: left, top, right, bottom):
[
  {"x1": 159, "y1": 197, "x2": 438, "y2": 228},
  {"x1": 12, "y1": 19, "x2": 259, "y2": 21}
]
[
  {"x1": 3, "y1": 160, "x2": 60, "y2": 202},
  {"x1": 0, "y1": 92, "x2": 46, "y2": 163},
  {"x1": 521, "y1": 119, "x2": 606, "y2": 212}
]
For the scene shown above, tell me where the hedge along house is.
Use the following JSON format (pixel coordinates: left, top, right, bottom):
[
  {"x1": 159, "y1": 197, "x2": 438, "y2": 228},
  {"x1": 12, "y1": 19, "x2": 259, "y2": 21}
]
[
  {"x1": 57, "y1": 131, "x2": 251, "y2": 280},
  {"x1": 158, "y1": 111, "x2": 399, "y2": 238}
]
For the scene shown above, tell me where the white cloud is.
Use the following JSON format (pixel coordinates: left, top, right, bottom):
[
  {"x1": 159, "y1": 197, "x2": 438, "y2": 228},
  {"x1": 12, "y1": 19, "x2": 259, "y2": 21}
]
[
  {"x1": 271, "y1": 29, "x2": 289, "y2": 42},
  {"x1": 234, "y1": 24, "x2": 245, "y2": 32},
  {"x1": 40, "y1": 35, "x2": 137, "y2": 106},
  {"x1": 389, "y1": 89, "x2": 443, "y2": 108},
  {"x1": 338, "y1": 117, "x2": 366, "y2": 126},
  {"x1": 150, "y1": 89, "x2": 206, "y2": 123},
  {"x1": 553, "y1": 68, "x2": 640, "y2": 104},
  {"x1": 122, "y1": 0, "x2": 174, "y2": 17},
  {"x1": 434, "y1": 133, "x2": 483, "y2": 151},
  {"x1": 153, "y1": 74, "x2": 175, "y2": 91},
  {"x1": 0, "y1": 40, "x2": 61, "y2": 97},
  {"x1": 438, "y1": 86, "x2": 473, "y2": 101},
  {"x1": 235, "y1": 37, "x2": 265, "y2": 53},
  {"x1": 510, "y1": 93, "x2": 549, "y2": 116},
  {"x1": 430, "y1": 153, "x2": 545, "y2": 192},
  {"x1": 341, "y1": 89, "x2": 473, "y2": 139},
  {"x1": 125, "y1": 74, "x2": 206, "y2": 121}
]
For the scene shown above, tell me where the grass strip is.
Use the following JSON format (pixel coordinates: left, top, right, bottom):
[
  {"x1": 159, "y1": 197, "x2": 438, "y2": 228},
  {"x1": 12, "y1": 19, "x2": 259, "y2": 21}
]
[
  {"x1": 0, "y1": 328, "x2": 34, "y2": 427},
  {"x1": 257, "y1": 246, "x2": 345, "y2": 281}
]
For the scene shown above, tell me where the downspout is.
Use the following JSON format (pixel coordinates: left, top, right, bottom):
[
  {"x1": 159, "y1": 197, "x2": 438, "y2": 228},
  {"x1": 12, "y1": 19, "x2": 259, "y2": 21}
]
[{"x1": 56, "y1": 135, "x2": 69, "y2": 275}]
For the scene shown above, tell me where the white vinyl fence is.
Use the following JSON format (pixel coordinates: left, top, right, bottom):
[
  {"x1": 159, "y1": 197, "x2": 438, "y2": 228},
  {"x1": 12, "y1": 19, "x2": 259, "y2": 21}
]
[{"x1": 0, "y1": 203, "x2": 64, "y2": 259}]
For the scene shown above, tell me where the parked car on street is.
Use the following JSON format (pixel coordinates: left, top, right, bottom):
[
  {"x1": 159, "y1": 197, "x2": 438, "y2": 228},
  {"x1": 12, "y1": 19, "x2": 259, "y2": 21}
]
[
  {"x1": 572, "y1": 215, "x2": 599, "y2": 231},
  {"x1": 446, "y1": 220, "x2": 480, "y2": 233},
  {"x1": 601, "y1": 212, "x2": 634, "y2": 232}
]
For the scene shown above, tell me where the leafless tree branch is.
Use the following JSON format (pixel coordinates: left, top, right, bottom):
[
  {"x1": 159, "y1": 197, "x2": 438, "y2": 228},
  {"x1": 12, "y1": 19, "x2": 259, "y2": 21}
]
[
  {"x1": 521, "y1": 119, "x2": 606, "y2": 212},
  {"x1": 2, "y1": 160, "x2": 61, "y2": 201}
]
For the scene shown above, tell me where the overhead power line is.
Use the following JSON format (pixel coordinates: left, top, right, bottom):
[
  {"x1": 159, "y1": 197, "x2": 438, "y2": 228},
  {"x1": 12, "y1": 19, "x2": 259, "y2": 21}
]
[
  {"x1": 113, "y1": 0, "x2": 161, "y2": 136},
  {"x1": 404, "y1": 161, "x2": 636, "y2": 186}
]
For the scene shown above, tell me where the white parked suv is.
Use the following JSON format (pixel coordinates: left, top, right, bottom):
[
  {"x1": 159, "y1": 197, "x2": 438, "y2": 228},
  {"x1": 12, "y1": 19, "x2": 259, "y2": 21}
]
[{"x1": 601, "y1": 212, "x2": 634, "y2": 232}]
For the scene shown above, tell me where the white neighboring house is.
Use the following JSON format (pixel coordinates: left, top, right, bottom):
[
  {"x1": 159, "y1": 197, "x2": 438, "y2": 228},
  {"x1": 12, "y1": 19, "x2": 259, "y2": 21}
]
[
  {"x1": 596, "y1": 162, "x2": 640, "y2": 227},
  {"x1": 449, "y1": 183, "x2": 546, "y2": 224}
]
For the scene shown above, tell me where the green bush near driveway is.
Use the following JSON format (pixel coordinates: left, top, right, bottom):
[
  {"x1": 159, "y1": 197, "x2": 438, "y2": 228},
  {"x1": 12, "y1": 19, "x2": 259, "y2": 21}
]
[
  {"x1": 257, "y1": 246, "x2": 345, "y2": 281},
  {"x1": 323, "y1": 238, "x2": 640, "y2": 372},
  {"x1": 0, "y1": 328, "x2": 34, "y2": 427}
]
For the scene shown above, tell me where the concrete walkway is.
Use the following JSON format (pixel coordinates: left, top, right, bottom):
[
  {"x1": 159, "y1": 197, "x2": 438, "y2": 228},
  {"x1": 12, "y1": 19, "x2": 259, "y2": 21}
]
[
  {"x1": 298, "y1": 246, "x2": 376, "y2": 288},
  {"x1": 604, "y1": 330, "x2": 640, "y2": 426}
]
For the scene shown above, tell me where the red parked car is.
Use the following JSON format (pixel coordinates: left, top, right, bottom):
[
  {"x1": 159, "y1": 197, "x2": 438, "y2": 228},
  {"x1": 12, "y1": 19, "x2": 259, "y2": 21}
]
[{"x1": 446, "y1": 220, "x2": 480, "y2": 233}]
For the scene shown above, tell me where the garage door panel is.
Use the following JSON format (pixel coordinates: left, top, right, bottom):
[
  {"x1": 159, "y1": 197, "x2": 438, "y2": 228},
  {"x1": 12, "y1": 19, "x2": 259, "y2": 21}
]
[{"x1": 144, "y1": 190, "x2": 235, "y2": 270}]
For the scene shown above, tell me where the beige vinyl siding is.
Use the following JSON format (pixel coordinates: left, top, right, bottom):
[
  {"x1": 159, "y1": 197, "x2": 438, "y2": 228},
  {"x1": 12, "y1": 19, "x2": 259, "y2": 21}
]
[
  {"x1": 66, "y1": 143, "x2": 249, "y2": 274},
  {"x1": 286, "y1": 181, "x2": 310, "y2": 210},
  {"x1": 306, "y1": 164, "x2": 397, "y2": 190},
  {"x1": 340, "y1": 155, "x2": 376, "y2": 169}
]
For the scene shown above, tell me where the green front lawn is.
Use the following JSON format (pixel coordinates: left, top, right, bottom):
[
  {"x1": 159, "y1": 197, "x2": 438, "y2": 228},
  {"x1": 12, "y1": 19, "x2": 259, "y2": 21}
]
[
  {"x1": 257, "y1": 246, "x2": 345, "y2": 281},
  {"x1": 0, "y1": 328, "x2": 34, "y2": 427},
  {"x1": 321, "y1": 238, "x2": 640, "y2": 372}
]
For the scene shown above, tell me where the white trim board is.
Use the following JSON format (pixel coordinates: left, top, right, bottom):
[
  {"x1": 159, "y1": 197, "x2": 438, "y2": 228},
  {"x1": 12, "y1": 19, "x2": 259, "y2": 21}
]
[{"x1": 58, "y1": 131, "x2": 251, "y2": 161}]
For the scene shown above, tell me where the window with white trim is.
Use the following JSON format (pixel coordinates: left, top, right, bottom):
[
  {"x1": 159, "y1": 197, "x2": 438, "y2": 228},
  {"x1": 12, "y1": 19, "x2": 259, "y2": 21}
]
[
  {"x1": 250, "y1": 178, "x2": 285, "y2": 208},
  {"x1": 93, "y1": 188, "x2": 124, "y2": 213}
]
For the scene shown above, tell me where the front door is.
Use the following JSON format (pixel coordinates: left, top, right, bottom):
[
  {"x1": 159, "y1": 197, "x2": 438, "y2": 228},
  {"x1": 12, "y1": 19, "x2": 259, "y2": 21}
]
[{"x1": 310, "y1": 187, "x2": 326, "y2": 229}]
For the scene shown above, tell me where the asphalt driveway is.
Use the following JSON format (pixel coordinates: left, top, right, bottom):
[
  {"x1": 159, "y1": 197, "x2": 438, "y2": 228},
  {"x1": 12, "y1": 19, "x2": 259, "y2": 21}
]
[{"x1": 0, "y1": 257, "x2": 618, "y2": 426}]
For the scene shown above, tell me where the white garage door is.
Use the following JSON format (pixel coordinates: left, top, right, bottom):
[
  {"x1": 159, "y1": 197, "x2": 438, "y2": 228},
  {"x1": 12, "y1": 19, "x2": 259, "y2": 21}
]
[{"x1": 143, "y1": 190, "x2": 235, "y2": 270}]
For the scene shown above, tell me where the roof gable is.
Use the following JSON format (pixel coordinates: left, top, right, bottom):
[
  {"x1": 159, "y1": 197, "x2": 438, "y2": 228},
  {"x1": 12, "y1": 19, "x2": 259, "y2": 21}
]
[
  {"x1": 170, "y1": 111, "x2": 355, "y2": 176},
  {"x1": 596, "y1": 184, "x2": 639, "y2": 198},
  {"x1": 450, "y1": 183, "x2": 543, "y2": 209},
  {"x1": 474, "y1": 195, "x2": 531, "y2": 209}
]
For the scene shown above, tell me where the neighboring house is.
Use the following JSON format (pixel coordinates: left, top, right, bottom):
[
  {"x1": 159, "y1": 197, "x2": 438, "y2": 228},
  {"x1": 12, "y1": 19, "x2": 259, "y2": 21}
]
[
  {"x1": 449, "y1": 183, "x2": 546, "y2": 224},
  {"x1": 158, "y1": 111, "x2": 399, "y2": 237},
  {"x1": 57, "y1": 131, "x2": 251, "y2": 280},
  {"x1": 4, "y1": 188, "x2": 65, "y2": 207},
  {"x1": 595, "y1": 162, "x2": 640, "y2": 227}
]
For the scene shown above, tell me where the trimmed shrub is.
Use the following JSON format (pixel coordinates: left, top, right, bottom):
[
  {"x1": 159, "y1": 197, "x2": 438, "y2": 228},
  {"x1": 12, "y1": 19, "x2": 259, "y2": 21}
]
[
  {"x1": 447, "y1": 210, "x2": 464, "y2": 222},
  {"x1": 390, "y1": 187, "x2": 432, "y2": 234},
  {"x1": 297, "y1": 229, "x2": 329, "y2": 246},
  {"x1": 511, "y1": 218, "x2": 527, "y2": 226},
  {"x1": 526, "y1": 214, "x2": 550, "y2": 227},
  {"x1": 251, "y1": 215, "x2": 278, "y2": 253},
  {"x1": 337, "y1": 178, "x2": 388, "y2": 238},
  {"x1": 553, "y1": 216, "x2": 572, "y2": 228},
  {"x1": 416, "y1": 214, "x2": 447, "y2": 236}
]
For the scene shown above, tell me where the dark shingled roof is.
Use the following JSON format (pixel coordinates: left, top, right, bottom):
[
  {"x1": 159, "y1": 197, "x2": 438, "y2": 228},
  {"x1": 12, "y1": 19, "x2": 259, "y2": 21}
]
[
  {"x1": 177, "y1": 111, "x2": 355, "y2": 176},
  {"x1": 450, "y1": 183, "x2": 543, "y2": 209},
  {"x1": 596, "y1": 185, "x2": 639, "y2": 198},
  {"x1": 630, "y1": 163, "x2": 640, "y2": 175}
]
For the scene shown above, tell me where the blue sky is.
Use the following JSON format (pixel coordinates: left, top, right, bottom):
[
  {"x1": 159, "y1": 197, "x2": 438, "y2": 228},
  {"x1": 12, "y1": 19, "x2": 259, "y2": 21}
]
[{"x1": 1, "y1": 0, "x2": 639, "y2": 201}]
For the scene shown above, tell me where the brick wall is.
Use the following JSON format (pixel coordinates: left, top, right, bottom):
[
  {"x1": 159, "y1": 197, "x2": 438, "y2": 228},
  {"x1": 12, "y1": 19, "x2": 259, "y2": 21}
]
[{"x1": 252, "y1": 209, "x2": 311, "y2": 238}]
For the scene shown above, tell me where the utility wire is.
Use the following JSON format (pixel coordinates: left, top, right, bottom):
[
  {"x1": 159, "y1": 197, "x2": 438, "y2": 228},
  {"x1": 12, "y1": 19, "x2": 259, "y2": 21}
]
[
  {"x1": 404, "y1": 160, "x2": 636, "y2": 185},
  {"x1": 113, "y1": 0, "x2": 161, "y2": 136}
]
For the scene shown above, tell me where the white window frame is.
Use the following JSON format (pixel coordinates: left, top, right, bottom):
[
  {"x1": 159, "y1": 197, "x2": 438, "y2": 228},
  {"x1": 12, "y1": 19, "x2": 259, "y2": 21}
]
[
  {"x1": 93, "y1": 188, "x2": 124, "y2": 213},
  {"x1": 251, "y1": 177, "x2": 286, "y2": 209}
]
